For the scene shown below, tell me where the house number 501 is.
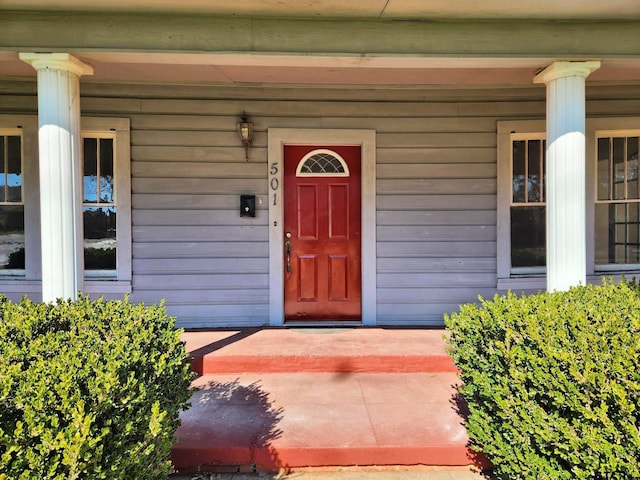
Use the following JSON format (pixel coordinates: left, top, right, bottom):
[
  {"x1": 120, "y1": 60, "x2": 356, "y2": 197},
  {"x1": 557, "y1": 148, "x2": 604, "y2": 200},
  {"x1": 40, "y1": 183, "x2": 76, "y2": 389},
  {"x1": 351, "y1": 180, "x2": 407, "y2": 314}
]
[{"x1": 270, "y1": 163, "x2": 279, "y2": 205}]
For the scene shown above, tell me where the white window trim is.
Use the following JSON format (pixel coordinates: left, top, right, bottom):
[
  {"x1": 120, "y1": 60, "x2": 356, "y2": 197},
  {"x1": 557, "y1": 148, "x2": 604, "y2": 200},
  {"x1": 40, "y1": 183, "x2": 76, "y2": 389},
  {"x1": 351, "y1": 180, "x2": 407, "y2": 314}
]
[
  {"x1": 0, "y1": 115, "x2": 131, "y2": 300},
  {"x1": 588, "y1": 120, "x2": 640, "y2": 275},
  {"x1": 82, "y1": 129, "x2": 118, "y2": 279},
  {"x1": 0, "y1": 127, "x2": 26, "y2": 276},
  {"x1": 508, "y1": 131, "x2": 547, "y2": 277},
  {"x1": 81, "y1": 117, "x2": 131, "y2": 291},
  {"x1": 0, "y1": 115, "x2": 40, "y2": 282},
  {"x1": 497, "y1": 120, "x2": 546, "y2": 290},
  {"x1": 497, "y1": 117, "x2": 640, "y2": 291}
]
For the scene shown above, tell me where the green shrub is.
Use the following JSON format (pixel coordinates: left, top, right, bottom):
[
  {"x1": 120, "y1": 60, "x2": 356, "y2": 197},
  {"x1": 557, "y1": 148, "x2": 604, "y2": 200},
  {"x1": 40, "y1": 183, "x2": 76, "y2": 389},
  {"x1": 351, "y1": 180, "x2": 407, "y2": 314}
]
[
  {"x1": 0, "y1": 295, "x2": 195, "y2": 480},
  {"x1": 445, "y1": 281, "x2": 640, "y2": 480}
]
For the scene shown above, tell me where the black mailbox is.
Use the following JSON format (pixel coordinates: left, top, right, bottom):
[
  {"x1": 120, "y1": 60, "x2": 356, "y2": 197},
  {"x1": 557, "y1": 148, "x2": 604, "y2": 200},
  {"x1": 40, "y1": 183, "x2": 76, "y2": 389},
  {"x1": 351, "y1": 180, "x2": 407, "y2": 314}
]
[{"x1": 240, "y1": 195, "x2": 256, "y2": 217}]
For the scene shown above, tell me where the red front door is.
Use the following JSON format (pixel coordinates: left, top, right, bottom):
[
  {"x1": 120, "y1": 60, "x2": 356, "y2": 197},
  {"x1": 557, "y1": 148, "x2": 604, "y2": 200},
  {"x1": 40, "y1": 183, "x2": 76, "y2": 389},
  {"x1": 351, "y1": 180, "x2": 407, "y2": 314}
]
[{"x1": 283, "y1": 145, "x2": 362, "y2": 321}]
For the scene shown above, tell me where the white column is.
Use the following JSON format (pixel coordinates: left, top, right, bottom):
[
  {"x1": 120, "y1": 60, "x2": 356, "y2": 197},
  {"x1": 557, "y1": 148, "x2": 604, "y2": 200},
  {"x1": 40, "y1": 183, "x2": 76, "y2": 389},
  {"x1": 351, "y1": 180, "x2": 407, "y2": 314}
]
[
  {"x1": 534, "y1": 61, "x2": 600, "y2": 292},
  {"x1": 19, "y1": 53, "x2": 93, "y2": 302}
]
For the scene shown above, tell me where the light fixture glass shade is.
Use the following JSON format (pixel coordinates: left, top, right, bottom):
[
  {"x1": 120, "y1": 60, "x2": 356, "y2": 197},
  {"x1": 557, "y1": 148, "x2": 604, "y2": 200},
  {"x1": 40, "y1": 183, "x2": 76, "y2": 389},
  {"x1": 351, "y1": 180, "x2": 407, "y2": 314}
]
[{"x1": 236, "y1": 112, "x2": 253, "y2": 159}]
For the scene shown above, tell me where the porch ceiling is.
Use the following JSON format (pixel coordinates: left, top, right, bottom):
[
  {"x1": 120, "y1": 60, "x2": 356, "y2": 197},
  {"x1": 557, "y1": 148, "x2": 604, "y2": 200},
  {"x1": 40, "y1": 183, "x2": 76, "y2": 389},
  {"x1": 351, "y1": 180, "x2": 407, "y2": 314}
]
[{"x1": 1, "y1": 0, "x2": 639, "y2": 20}]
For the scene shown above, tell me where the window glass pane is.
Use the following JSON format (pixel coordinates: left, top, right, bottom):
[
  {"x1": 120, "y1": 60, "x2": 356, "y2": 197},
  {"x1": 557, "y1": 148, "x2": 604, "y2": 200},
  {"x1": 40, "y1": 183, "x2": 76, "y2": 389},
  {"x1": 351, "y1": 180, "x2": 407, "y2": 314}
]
[
  {"x1": 99, "y1": 139, "x2": 114, "y2": 203},
  {"x1": 300, "y1": 152, "x2": 346, "y2": 174},
  {"x1": 527, "y1": 140, "x2": 542, "y2": 202},
  {"x1": 512, "y1": 140, "x2": 526, "y2": 203},
  {"x1": 83, "y1": 206, "x2": 116, "y2": 270},
  {"x1": 0, "y1": 205, "x2": 24, "y2": 270},
  {"x1": 597, "y1": 137, "x2": 611, "y2": 201},
  {"x1": 511, "y1": 206, "x2": 546, "y2": 267},
  {"x1": 595, "y1": 202, "x2": 640, "y2": 264},
  {"x1": 613, "y1": 137, "x2": 626, "y2": 200},
  {"x1": 83, "y1": 138, "x2": 98, "y2": 203},
  {"x1": 627, "y1": 137, "x2": 639, "y2": 200},
  {"x1": 7, "y1": 136, "x2": 22, "y2": 202}
]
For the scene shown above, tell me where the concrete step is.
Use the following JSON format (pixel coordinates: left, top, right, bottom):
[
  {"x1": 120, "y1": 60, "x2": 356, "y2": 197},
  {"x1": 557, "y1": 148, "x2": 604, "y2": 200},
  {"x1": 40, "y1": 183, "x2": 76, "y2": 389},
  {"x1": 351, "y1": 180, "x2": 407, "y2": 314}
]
[
  {"x1": 183, "y1": 328, "x2": 457, "y2": 375},
  {"x1": 172, "y1": 371, "x2": 482, "y2": 474},
  {"x1": 172, "y1": 328, "x2": 486, "y2": 474}
]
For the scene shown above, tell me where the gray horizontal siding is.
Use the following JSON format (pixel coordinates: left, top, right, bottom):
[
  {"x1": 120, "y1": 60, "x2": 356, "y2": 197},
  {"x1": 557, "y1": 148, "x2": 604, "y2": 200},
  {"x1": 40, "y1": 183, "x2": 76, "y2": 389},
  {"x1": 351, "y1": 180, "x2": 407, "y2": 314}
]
[
  {"x1": 125, "y1": 100, "x2": 272, "y2": 327},
  {"x1": 378, "y1": 241, "x2": 496, "y2": 257},
  {"x1": 378, "y1": 163, "x2": 496, "y2": 179},
  {"x1": 377, "y1": 147, "x2": 495, "y2": 164},
  {"x1": 133, "y1": 178, "x2": 266, "y2": 194},
  {"x1": 378, "y1": 273, "x2": 497, "y2": 288},
  {"x1": 132, "y1": 241, "x2": 268, "y2": 258},
  {"x1": 377, "y1": 194, "x2": 496, "y2": 210},
  {"x1": 131, "y1": 161, "x2": 266, "y2": 178},
  {"x1": 133, "y1": 226, "x2": 267, "y2": 242},
  {"x1": 122, "y1": 88, "x2": 504, "y2": 327},
  {"x1": 133, "y1": 258, "x2": 269, "y2": 274},
  {"x1": 133, "y1": 274, "x2": 267, "y2": 289},
  {"x1": 2, "y1": 81, "x2": 639, "y2": 327},
  {"x1": 373, "y1": 107, "x2": 499, "y2": 325},
  {"x1": 377, "y1": 257, "x2": 495, "y2": 272},
  {"x1": 377, "y1": 178, "x2": 496, "y2": 195},
  {"x1": 377, "y1": 225, "x2": 495, "y2": 242},
  {"x1": 377, "y1": 287, "x2": 496, "y2": 303},
  {"x1": 132, "y1": 145, "x2": 248, "y2": 162},
  {"x1": 120, "y1": 86, "x2": 505, "y2": 327},
  {"x1": 133, "y1": 210, "x2": 269, "y2": 226},
  {"x1": 377, "y1": 210, "x2": 496, "y2": 226}
]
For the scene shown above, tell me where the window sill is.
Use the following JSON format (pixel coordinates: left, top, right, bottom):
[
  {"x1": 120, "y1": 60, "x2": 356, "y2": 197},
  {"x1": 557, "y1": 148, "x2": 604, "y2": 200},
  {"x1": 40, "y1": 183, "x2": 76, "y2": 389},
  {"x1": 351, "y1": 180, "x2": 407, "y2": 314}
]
[{"x1": 85, "y1": 270, "x2": 117, "y2": 279}]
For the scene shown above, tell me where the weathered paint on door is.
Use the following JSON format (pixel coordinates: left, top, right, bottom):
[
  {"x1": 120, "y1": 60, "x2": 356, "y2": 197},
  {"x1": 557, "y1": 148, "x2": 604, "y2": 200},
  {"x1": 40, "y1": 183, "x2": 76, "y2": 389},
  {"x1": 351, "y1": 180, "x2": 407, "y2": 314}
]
[{"x1": 283, "y1": 145, "x2": 362, "y2": 321}]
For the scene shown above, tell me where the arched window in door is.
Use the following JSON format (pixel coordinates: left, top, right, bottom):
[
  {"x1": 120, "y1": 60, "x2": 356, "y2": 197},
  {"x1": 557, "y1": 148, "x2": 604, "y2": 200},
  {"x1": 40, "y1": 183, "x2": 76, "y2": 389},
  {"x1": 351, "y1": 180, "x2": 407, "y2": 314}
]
[{"x1": 296, "y1": 149, "x2": 350, "y2": 177}]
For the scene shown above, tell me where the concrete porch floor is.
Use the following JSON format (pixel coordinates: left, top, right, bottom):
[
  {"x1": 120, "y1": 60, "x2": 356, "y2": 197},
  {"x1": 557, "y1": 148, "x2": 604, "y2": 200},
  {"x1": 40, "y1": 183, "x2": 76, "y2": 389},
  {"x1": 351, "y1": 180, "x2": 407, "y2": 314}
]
[{"x1": 172, "y1": 328, "x2": 489, "y2": 477}]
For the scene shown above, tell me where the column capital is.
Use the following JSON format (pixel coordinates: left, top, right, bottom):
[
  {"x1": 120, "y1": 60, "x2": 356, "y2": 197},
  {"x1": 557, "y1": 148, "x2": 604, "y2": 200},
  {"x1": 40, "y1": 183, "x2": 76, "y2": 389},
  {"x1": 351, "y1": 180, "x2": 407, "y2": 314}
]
[
  {"x1": 19, "y1": 52, "x2": 94, "y2": 77},
  {"x1": 533, "y1": 60, "x2": 600, "y2": 85}
]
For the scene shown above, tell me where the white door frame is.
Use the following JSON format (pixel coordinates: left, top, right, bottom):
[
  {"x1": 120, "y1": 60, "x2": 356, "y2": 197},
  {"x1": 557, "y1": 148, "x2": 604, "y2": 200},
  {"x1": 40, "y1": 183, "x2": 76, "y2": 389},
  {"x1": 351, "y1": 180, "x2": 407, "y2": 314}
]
[{"x1": 267, "y1": 128, "x2": 377, "y2": 326}]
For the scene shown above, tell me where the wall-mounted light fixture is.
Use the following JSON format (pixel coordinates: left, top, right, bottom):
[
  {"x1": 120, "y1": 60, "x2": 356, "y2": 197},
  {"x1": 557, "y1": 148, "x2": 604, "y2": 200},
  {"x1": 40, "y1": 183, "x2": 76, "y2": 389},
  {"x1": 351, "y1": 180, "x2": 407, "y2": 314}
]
[{"x1": 236, "y1": 111, "x2": 254, "y2": 160}]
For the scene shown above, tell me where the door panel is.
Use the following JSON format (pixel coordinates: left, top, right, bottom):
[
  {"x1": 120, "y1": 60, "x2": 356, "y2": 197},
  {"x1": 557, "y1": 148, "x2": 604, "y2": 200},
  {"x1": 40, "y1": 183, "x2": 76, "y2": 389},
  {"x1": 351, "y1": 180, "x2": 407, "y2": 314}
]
[
  {"x1": 329, "y1": 185, "x2": 349, "y2": 239},
  {"x1": 297, "y1": 185, "x2": 318, "y2": 239},
  {"x1": 298, "y1": 255, "x2": 318, "y2": 301},
  {"x1": 329, "y1": 255, "x2": 348, "y2": 300},
  {"x1": 284, "y1": 145, "x2": 361, "y2": 321}
]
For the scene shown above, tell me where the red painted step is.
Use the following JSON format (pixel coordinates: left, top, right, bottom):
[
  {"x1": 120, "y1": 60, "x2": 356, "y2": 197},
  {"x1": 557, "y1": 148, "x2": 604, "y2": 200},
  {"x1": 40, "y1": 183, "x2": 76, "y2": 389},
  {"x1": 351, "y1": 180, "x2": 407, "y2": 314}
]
[
  {"x1": 172, "y1": 328, "x2": 486, "y2": 474},
  {"x1": 183, "y1": 328, "x2": 458, "y2": 376}
]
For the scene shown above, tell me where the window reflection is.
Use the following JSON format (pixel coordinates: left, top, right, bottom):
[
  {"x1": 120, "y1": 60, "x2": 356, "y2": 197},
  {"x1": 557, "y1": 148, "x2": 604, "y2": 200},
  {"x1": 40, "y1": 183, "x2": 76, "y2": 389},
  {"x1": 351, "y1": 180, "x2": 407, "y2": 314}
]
[
  {"x1": 83, "y1": 137, "x2": 98, "y2": 203},
  {"x1": 0, "y1": 135, "x2": 24, "y2": 271},
  {"x1": 0, "y1": 206, "x2": 24, "y2": 269},
  {"x1": 83, "y1": 136, "x2": 116, "y2": 271},
  {"x1": 83, "y1": 206, "x2": 116, "y2": 270},
  {"x1": 511, "y1": 206, "x2": 546, "y2": 267},
  {"x1": 100, "y1": 139, "x2": 114, "y2": 203}
]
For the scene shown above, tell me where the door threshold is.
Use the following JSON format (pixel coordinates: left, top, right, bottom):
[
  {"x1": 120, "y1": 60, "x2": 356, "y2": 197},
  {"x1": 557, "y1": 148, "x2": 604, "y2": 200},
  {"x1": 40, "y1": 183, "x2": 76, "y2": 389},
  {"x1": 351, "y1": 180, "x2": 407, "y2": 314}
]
[{"x1": 284, "y1": 320, "x2": 363, "y2": 328}]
